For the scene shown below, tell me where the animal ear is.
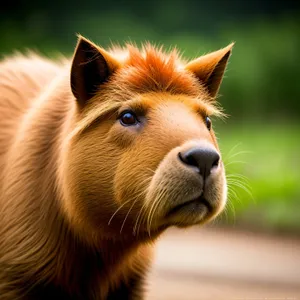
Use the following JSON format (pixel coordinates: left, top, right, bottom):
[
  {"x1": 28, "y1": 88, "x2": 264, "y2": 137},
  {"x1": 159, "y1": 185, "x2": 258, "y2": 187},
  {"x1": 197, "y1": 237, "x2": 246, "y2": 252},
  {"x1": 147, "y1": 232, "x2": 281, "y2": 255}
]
[
  {"x1": 185, "y1": 43, "x2": 234, "y2": 98},
  {"x1": 71, "y1": 35, "x2": 120, "y2": 107}
]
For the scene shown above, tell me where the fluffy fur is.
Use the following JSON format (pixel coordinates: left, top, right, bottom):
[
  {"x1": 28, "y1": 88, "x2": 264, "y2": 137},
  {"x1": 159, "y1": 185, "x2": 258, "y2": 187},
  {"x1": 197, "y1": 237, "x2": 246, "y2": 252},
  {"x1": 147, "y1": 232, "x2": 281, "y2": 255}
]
[{"x1": 0, "y1": 36, "x2": 233, "y2": 299}]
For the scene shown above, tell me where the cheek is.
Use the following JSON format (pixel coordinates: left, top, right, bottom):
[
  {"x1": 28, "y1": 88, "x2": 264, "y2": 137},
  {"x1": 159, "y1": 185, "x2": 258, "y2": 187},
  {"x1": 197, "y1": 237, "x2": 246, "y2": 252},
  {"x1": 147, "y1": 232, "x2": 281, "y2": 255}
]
[
  {"x1": 113, "y1": 141, "x2": 161, "y2": 207},
  {"x1": 63, "y1": 133, "x2": 122, "y2": 228},
  {"x1": 114, "y1": 154, "x2": 149, "y2": 205}
]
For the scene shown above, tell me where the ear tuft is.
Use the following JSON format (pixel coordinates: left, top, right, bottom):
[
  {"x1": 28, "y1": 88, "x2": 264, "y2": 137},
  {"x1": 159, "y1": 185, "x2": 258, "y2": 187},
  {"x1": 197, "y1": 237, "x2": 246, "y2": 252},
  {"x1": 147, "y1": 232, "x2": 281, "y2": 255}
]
[
  {"x1": 71, "y1": 36, "x2": 120, "y2": 107},
  {"x1": 185, "y1": 43, "x2": 234, "y2": 98}
]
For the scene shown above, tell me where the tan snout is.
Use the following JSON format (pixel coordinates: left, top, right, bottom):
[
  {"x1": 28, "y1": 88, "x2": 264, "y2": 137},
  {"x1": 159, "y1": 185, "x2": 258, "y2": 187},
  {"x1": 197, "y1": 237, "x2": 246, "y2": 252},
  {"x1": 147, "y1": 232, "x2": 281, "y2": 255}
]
[{"x1": 145, "y1": 140, "x2": 226, "y2": 230}]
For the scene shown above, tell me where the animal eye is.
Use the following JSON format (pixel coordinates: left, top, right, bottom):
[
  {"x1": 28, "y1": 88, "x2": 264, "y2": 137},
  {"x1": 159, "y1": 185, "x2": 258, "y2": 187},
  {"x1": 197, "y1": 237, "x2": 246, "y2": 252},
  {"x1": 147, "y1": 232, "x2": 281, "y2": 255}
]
[
  {"x1": 205, "y1": 116, "x2": 212, "y2": 130},
  {"x1": 119, "y1": 111, "x2": 138, "y2": 126}
]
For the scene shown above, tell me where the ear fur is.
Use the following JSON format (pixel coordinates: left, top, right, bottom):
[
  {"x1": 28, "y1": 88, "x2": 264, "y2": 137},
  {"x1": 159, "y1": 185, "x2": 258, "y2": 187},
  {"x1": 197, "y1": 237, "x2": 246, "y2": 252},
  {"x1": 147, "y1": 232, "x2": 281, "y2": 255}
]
[
  {"x1": 185, "y1": 43, "x2": 234, "y2": 98},
  {"x1": 71, "y1": 35, "x2": 120, "y2": 107}
]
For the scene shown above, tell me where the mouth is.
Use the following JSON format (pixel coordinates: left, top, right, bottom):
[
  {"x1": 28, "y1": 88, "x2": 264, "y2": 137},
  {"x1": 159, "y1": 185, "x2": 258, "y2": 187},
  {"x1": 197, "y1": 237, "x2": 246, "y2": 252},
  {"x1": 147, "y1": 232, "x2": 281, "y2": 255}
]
[{"x1": 166, "y1": 195, "x2": 212, "y2": 218}]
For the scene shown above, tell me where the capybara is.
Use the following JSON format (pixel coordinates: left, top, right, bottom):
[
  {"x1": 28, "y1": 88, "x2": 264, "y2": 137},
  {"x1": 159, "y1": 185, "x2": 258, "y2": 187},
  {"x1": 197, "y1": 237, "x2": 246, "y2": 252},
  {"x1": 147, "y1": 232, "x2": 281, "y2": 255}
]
[{"x1": 0, "y1": 35, "x2": 233, "y2": 299}]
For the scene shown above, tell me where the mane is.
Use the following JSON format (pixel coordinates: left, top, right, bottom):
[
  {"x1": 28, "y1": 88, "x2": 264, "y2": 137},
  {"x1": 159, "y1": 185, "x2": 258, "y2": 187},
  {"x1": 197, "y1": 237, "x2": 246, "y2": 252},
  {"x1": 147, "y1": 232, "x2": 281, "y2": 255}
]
[{"x1": 109, "y1": 43, "x2": 209, "y2": 97}]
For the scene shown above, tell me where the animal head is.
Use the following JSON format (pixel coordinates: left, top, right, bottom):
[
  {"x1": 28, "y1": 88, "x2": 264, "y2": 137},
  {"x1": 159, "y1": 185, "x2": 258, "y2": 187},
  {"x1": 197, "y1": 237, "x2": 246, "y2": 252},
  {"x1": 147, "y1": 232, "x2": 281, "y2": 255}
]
[{"x1": 61, "y1": 36, "x2": 233, "y2": 241}]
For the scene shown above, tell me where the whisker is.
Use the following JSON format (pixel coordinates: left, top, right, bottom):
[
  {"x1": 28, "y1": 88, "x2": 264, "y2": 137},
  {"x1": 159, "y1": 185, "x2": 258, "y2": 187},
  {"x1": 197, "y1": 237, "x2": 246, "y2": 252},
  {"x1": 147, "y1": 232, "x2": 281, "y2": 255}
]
[
  {"x1": 122, "y1": 189, "x2": 148, "y2": 234},
  {"x1": 226, "y1": 176, "x2": 251, "y2": 188},
  {"x1": 224, "y1": 142, "x2": 243, "y2": 159},
  {"x1": 221, "y1": 204, "x2": 229, "y2": 224},
  {"x1": 120, "y1": 198, "x2": 138, "y2": 234},
  {"x1": 146, "y1": 189, "x2": 164, "y2": 236},
  {"x1": 148, "y1": 189, "x2": 168, "y2": 236},
  {"x1": 226, "y1": 173, "x2": 250, "y2": 180},
  {"x1": 146, "y1": 185, "x2": 167, "y2": 236},
  {"x1": 134, "y1": 192, "x2": 153, "y2": 237},
  {"x1": 227, "y1": 200, "x2": 236, "y2": 224},
  {"x1": 224, "y1": 160, "x2": 247, "y2": 167},
  {"x1": 227, "y1": 180, "x2": 252, "y2": 197},
  {"x1": 133, "y1": 203, "x2": 146, "y2": 236},
  {"x1": 223, "y1": 150, "x2": 252, "y2": 163},
  {"x1": 146, "y1": 167, "x2": 156, "y2": 174},
  {"x1": 222, "y1": 142, "x2": 252, "y2": 226},
  {"x1": 108, "y1": 198, "x2": 132, "y2": 226},
  {"x1": 137, "y1": 200, "x2": 153, "y2": 236},
  {"x1": 133, "y1": 178, "x2": 153, "y2": 236},
  {"x1": 227, "y1": 186, "x2": 240, "y2": 203},
  {"x1": 227, "y1": 180, "x2": 252, "y2": 194}
]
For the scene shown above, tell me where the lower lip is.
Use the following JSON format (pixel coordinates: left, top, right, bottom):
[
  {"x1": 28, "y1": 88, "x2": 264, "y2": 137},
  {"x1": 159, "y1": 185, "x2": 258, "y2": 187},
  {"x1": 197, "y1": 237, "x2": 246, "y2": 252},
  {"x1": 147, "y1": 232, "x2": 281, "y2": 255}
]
[{"x1": 166, "y1": 196, "x2": 211, "y2": 217}]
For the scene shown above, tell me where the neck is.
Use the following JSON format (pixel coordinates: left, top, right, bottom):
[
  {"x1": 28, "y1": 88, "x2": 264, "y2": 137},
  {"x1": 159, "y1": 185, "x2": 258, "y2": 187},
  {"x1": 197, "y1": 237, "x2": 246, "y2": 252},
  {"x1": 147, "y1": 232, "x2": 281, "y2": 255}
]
[{"x1": 1, "y1": 74, "x2": 156, "y2": 298}]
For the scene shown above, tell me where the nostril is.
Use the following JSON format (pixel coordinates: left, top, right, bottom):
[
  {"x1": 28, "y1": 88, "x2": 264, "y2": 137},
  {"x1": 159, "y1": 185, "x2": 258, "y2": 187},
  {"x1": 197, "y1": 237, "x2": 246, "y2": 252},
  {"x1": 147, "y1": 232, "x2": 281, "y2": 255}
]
[
  {"x1": 178, "y1": 152, "x2": 183, "y2": 163},
  {"x1": 178, "y1": 152, "x2": 199, "y2": 168},
  {"x1": 212, "y1": 157, "x2": 220, "y2": 168},
  {"x1": 178, "y1": 152, "x2": 184, "y2": 165}
]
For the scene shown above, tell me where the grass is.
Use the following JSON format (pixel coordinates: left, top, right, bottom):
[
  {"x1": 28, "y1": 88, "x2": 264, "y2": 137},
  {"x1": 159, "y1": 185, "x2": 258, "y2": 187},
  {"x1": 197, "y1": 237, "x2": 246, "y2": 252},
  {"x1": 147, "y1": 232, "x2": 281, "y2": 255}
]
[{"x1": 214, "y1": 119, "x2": 300, "y2": 234}]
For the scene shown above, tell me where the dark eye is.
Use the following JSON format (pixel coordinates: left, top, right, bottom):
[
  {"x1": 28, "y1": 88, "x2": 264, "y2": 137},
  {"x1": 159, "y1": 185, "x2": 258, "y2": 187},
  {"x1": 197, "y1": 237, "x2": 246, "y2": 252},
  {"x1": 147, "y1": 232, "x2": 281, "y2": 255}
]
[
  {"x1": 205, "y1": 116, "x2": 212, "y2": 130},
  {"x1": 119, "y1": 111, "x2": 138, "y2": 126}
]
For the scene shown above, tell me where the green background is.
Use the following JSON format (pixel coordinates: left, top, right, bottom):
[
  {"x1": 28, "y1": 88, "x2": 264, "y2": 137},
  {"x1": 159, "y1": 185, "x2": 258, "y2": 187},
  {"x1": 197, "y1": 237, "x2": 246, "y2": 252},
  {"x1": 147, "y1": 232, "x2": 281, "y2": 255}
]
[{"x1": 1, "y1": 0, "x2": 299, "y2": 234}]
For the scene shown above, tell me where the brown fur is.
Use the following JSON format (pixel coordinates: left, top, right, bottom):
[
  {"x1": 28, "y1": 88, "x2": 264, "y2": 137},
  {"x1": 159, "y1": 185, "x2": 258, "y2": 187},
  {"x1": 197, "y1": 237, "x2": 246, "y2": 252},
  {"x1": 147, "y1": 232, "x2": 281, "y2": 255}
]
[{"x1": 0, "y1": 36, "x2": 233, "y2": 299}]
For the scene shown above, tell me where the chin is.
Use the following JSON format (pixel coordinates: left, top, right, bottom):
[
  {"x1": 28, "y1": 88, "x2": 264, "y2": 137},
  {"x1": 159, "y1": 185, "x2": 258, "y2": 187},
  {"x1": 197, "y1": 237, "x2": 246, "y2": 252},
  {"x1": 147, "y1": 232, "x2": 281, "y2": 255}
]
[{"x1": 160, "y1": 193, "x2": 226, "y2": 229}]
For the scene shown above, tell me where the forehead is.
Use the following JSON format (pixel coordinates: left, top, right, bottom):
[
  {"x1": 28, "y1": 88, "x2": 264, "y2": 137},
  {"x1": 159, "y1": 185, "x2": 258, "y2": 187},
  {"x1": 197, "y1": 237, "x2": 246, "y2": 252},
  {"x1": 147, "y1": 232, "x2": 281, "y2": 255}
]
[
  {"x1": 130, "y1": 94, "x2": 216, "y2": 148},
  {"x1": 120, "y1": 93, "x2": 219, "y2": 117}
]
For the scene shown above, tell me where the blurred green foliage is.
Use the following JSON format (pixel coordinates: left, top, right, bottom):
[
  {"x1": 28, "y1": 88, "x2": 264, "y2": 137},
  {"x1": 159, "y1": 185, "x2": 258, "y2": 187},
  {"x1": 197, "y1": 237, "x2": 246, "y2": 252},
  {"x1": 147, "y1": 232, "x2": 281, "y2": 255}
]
[
  {"x1": 1, "y1": 1, "x2": 299, "y2": 233},
  {"x1": 217, "y1": 121, "x2": 300, "y2": 234},
  {"x1": 1, "y1": 4, "x2": 299, "y2": 121}
]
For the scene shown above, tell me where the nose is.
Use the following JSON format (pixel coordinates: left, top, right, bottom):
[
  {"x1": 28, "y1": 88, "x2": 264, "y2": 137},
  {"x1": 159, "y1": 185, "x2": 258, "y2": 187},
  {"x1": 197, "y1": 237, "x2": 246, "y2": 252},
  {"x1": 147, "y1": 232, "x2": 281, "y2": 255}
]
[{"x1": 179, "y1": 147, "x2": 220, "y2": 179}]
